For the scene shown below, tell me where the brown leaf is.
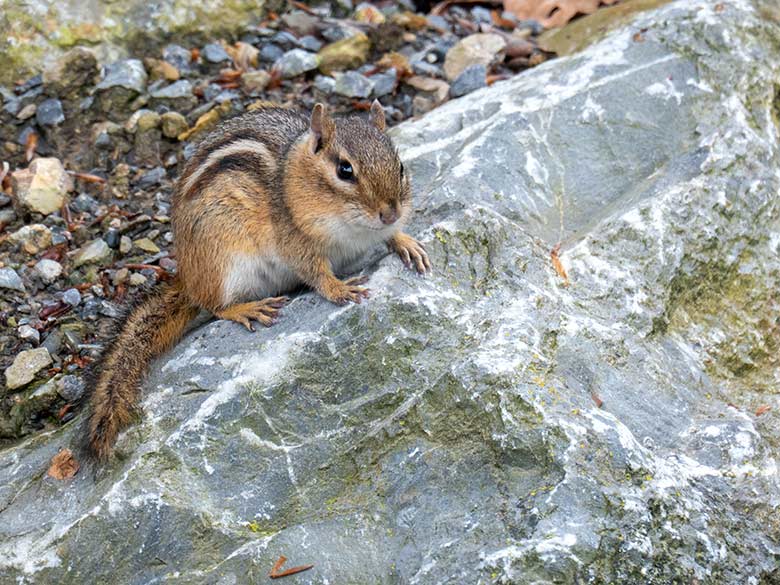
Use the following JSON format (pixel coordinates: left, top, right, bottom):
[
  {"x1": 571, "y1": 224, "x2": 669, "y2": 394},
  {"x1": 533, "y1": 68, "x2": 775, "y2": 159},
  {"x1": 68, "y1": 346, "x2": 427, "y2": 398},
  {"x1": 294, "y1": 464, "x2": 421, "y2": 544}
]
[
  {"x1": 591, "y1": 392, "x2": 603, "y2": 408},
  {"x1": 69, "y1": 170, "x2": 107, "y2": 184},
  {"x1": 491, "y1": 9, "x2": 518, "y2": 28},
  {"x1": 269, "y1": 555, "x2": 314, "y2": 579},
  {"x1": 225, "y1": 41, "x2": 259, "y2": 72},
  {"x1": 550, "y1": 243, "x2": 570, "y2": 286},
  {"x1": 503, "y1": 0, "x2": 621, "y2": 29},
  {"x1": 25, "y1": 132, "x2": 38, "y2": 162},
  {"x1": 376, "y1": 52, "x2": 413, "y2": 79},
  {"x1": 390, "y1": 11, "x2": 430, "y2": 31},
  {"x1": 47, "y1": 448, "x2": 80, "y2": 480},
  {"x1": 755, "y1": 404, "x2": 772, "y2": 416}
]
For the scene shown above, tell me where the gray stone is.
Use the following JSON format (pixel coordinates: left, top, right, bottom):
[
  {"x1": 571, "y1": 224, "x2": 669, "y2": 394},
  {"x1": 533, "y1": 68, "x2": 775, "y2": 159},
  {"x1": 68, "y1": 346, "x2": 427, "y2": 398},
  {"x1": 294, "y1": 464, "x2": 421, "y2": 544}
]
[
  {"x1": 96, "y1": 59, "x2": 148, "y2": 95},
  {"x1": 71, "y1": 193, "x2": 100, "y2": 214},
  {"x1": 313, "y1": 74, "x2": 336, "y2": 94},
  {"x1": 4, "y1": 348, "x2": 51, "y2": 390},
  {"x1": 273, "y1": 49, "x2": 319, "y2": 78},
  {"x1": 162, "y1": 44, "x2": 193, "y2": 74},
  {"x1": 450, "y1": 63, "x2": 486, "y2": 98},
  {"x1": 297, "y1": 35, "x2": 323, "y2": 52},
  {"x1": 61, "y1": 288, "x2": 81, "y2": 307},
  {"x1": 72, "y1": 239, "x2": 111, "y2": 268},
  {"x1": 202, "y1": 43, "x2": 230, "y2": 64},
  {"x1": 0, "y1": 267, "x2": 24, "y2": 292},
  {"x1": 1, "y1": 2, "x2": 780, "y2": 583},
  {"x1": 33, "y1": 259, "x2": 62, "y2": 283},
  {"x1": 149, "y1": 79, "x2": 192, "y2": 99},
  {"x1": 35, "y1": 98, "x2": 64, "y2": 126},
  {"x1": 334, "y1": 71, "x2": 374, "y2": 98},
  {"x1": 17, "y1": 325, "x2": 40, "y2": 345},
  {"x1": 259, "y1": 43, "x2": 284, "y2": 64},
  {"x1": 56, "y1": 375, "x2": 85, "y2": 402},
  {"x1": 371, "y1": 68, "x2": 397, "y2": 97}
]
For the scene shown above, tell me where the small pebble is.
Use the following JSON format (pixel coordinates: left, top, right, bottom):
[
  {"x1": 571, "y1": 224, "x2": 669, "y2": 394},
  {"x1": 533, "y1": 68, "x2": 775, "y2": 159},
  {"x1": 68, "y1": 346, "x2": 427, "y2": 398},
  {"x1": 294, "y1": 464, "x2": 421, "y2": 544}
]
[
  {"x1": 57, "y1": 375, "x2": 85, "y2": 402},
  {"x1": 0, "y1": 267, "x2": 25, "y2": 292},
  {"x1": 34, "y1": 259, "x2": 63, "y2": 283},
  {"x1": 18, "y1": 325, "x2": 40, "y2": 345},
  {"x1": 259, "y1": 44, "x2": 285, "y2": 64},
  {"x1": 334, "y1": 71, "x2": 374, "y2": 98},
  {"x1": 202, "y1": 43, "x2": 230, "y2": 64},
  {"x1": 120, "y1": 236, "x2": 133, "y2": 254},
  {"x1": 273, "y1": 49, "x2": 319, "y2": 79},
  {"x1": 129, "y1": 273, "x2": 148, "y2": 286},
  {"x1": 62, "y1": 288, "x2": 82, "y2": 307},
  {"x1": 4, "y1": 348, "x2": 52, "y2": 390},
  {"x1": 450, "y1": 63, "x2": 487, "y2": 98},
  {"x1": 36, "y1": 98, "x2": 65, "y2": 126}
]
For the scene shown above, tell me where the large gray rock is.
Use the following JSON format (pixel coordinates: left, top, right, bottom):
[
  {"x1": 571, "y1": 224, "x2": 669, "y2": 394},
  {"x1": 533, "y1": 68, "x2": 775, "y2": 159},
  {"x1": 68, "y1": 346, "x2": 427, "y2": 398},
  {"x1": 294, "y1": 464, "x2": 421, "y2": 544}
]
[{"x1": 2, "y1": 1, "x2": 779, "y2": 583}]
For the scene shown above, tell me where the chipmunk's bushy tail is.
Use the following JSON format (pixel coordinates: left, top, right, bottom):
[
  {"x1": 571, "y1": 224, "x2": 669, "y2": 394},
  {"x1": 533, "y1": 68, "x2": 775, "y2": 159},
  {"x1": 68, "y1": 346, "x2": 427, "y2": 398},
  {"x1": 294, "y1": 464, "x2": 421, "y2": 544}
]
[{"x1": 84, "y1": 280, "x2": 198, "y2": 461}]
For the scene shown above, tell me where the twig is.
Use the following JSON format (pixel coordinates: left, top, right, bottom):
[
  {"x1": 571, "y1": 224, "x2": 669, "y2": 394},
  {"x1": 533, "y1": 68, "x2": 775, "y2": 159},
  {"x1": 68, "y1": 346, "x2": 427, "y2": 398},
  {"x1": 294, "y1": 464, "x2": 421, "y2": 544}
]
[
  {"x1": 269, "y1": 556, "x2": 314, "y2": 579},
  {"x1": 68, "y1": 171, "x2": 107, "y2": 184}
]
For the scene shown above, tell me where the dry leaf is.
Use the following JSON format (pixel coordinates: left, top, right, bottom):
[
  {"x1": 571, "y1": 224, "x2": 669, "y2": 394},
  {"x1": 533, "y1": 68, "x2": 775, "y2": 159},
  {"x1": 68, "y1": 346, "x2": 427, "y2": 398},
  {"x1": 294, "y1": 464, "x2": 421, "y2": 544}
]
[
  {"x1": 225, "y1": 41, "x2": 259, "y2": 72},
  {"x1": 47, "y1": 448, "x2": 80, "y2": 480},
  {"x1": 376, "y1": 52, "x2": 413, "y2": 78},
  {"x1": 591, "y1": 392, "x2": 603, "y2": 408},
  {"x1": 269, "y1": 555, "x2": 314, "y2": 579},
  {"x1": 755, "y1": 404, "x2": 772, "y2": 416},
  {"x1": 504, "y1": 0, "x2": 621, "y2": 29},
  {"x1": 390, "y1": 11, "x2": 430, "y2": 30},
  {"x1": 25, "y1": 132, "x2": 38, "y2": 162},
  {"x1": 550, "y1": 243, "x2": 570, "y2": 286}
]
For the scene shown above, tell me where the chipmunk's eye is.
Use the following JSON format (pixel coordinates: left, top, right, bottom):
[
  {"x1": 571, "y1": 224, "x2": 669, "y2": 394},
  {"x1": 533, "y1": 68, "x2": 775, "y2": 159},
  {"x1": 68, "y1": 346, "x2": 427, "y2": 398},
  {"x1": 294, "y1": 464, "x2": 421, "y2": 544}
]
[
  {"x1": 400, "y1": 163, "x2": 404, "y2": 178},
  {"x1": 337, "y1": 160, "x2": 354, "y2": 181}
]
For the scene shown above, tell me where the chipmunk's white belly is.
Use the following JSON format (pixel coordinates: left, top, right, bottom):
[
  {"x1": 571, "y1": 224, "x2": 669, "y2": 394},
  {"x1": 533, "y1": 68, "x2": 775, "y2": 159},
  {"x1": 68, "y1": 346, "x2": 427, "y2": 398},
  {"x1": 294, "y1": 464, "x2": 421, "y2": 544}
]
[
  {"x1": 223, "y1": 223, "x2": 396, "y2": 305},
  {"x1": 323, "y1": 218, "x2": 398, "y2": 273},
  {"x1": 223, "y1": 253, "x2": 300, "y2": 305}
]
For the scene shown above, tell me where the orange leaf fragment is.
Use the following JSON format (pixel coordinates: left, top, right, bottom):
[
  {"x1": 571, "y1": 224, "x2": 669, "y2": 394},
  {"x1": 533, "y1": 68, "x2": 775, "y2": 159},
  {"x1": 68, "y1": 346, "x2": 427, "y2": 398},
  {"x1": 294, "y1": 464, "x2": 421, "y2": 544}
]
[
  {"x1": 47, "y1": 448, "x2": 80, "y2": 480},
  {"x1": 755, "y1": 404, "x2": 771, "y2": 416},
  {"x1": 550, "y1": 243, "x2": 570, "y2": 286},
  {"x1": 269, "y1": 555, "x2": 314, "y2": 579},
  {"x1": 591, "y1": 392, "x2": 603, "y2": 408},
  {"x1": 503, "y1": 0, "x2": 621, "y2": 29},
  {"x1": 25, "y1": 132, "x2": 38, "y2": 162}
]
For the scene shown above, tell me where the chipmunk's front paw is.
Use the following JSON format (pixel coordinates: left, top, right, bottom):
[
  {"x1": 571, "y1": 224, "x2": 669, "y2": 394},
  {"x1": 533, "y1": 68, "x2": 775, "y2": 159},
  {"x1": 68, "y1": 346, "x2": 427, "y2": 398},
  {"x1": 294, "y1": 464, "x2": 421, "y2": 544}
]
[
  {"x1": 216, "y1": 297, "x2": 288, "y2": 331},
  {"x1": 321, "y1": 276, "x2": 371, "y2": 305},
  {"x1": 390, "y1": 233, "x2": 431, "y2": 274}
]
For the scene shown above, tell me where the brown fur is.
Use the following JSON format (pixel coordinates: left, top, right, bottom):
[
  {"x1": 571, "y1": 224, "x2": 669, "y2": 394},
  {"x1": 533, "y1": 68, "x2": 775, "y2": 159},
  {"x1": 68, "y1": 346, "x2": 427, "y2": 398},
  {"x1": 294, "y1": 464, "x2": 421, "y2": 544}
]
[
  {"x1": 86, "y1": 281, "x2": 198, "y2": 460},
  {"x1": 85, "y1": 101, "x2": 431, "y2": 461}
]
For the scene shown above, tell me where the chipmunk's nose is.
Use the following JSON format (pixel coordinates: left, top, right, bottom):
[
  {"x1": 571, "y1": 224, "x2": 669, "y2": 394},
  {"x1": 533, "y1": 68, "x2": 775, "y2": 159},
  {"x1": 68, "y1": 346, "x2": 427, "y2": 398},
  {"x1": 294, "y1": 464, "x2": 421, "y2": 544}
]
[{"x1": 379, "y1": 205, "x2": 398, "y2": 225}]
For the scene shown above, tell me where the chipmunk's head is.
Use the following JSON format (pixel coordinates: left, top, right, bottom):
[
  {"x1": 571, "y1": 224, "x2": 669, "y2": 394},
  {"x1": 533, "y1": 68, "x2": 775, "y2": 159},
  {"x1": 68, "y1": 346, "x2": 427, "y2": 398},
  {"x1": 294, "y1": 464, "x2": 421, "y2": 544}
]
[{"x1": 290, "y1": 100, "x2": 411, "y2": 238}]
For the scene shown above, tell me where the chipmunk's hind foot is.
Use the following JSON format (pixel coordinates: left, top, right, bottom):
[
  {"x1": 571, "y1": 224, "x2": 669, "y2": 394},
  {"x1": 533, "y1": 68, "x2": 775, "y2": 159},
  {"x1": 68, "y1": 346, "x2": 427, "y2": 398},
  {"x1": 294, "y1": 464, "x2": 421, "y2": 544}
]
[{"x1": 216, "y1": 297, "x2": 289, "y2": 331}]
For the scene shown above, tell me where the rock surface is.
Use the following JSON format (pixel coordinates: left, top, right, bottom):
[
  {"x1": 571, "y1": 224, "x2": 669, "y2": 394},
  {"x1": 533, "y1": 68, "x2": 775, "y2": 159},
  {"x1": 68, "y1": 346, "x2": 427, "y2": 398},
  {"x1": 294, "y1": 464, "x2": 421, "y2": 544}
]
[{"x1": 1, "y1": 1, "x2": 780, "y2": 584}]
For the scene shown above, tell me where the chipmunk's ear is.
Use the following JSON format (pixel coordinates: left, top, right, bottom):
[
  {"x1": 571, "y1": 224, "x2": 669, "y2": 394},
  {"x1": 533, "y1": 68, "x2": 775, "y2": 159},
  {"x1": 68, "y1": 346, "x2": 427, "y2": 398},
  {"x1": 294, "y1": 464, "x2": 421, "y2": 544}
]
[
  {"x1": 369, "y1": 99, "x2": 386, "y2": 132},
  {"x1": 310, "y1": 103, "x2": 335, "y2": 153}
]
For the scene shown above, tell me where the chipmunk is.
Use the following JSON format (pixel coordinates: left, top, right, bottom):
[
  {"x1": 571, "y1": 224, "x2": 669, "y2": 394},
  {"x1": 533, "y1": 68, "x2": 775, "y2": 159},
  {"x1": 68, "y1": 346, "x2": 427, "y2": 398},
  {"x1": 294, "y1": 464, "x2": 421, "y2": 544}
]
[{"x1": 85, "y1": 100, "x2": 430, "y2": 461}]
